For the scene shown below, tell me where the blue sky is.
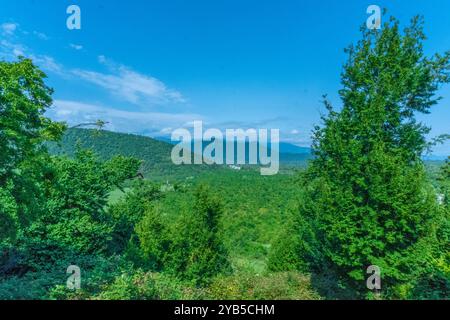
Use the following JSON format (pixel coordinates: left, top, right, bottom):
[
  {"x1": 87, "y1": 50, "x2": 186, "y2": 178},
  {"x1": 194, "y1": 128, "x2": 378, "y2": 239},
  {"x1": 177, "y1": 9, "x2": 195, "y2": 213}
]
[{"x1": 1, "y1": 0, "x2": 449, "y2": 154}]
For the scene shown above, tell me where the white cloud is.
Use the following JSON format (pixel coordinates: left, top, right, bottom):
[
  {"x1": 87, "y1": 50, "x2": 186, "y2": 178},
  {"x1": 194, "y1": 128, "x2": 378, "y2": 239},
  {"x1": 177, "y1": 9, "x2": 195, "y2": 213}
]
[
  {"x1": 70, "y1": 43, "x2": 83, "y2": 50},
  {"x1": 48, "y1": 100, "x2": 202, "y2": 136},
  {"x1": 1, "y1": 23, "x2": 18, "y2": 35},
  {"x1": 290, "y1": 129, "x2": 300, "y2": 135},
  {"x1": 30, "y1": 54, "x2": 64, "y2": 74},
  {"x1": 98, "y1": 55, "x2": 107, "y2": 64},
  {"x1": 159, "y1": 127, "x2": 175, "y2": 135},
  {"x1": 33, "y1": 31, "x2": 49, "y2": 40},
  {"x1": 72, "y1": 56, "x2": 185, "y2": 105},
  {"x1": 0, "y1": 37, "x2": 64, "y2": 75},
  {"x1": 0, "y1": 25, "x2": 185, "y2": 108},
  {"x1": 0, "y1": 39, "x2": 26, "y2": 58}
]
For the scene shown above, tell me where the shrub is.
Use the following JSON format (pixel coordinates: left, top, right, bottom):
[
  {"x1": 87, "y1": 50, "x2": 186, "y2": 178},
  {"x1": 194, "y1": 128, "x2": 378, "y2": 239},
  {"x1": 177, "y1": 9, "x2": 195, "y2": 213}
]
[{"x1": 207, "y1": 272, "x2": 321, "y2": 300}]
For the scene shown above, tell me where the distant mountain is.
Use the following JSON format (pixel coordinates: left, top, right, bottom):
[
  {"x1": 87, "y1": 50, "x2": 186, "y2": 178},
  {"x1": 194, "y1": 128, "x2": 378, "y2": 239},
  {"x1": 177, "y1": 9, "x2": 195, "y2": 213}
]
[
  {"x1": 279, "y1": 142, "x2": 311, "y2": 155},
  {"x1": 155, "y1": 136, "x2": 312, "y2": 167},
  {"x1": 155, "y1": 136, "x2": 312, "y2": 155},
  {"x1": 154, "y1": 136, "x2": 175, "y2": 145},
  {"x1": 47, "y1": 129, "x2": 311, "y2": 181}
]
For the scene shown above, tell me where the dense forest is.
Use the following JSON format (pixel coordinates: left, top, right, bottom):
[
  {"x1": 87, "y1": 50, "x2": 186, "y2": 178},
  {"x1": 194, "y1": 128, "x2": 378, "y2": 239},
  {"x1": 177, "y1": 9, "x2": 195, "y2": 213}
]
[{"x1": 0, "y1": 15, "x2": 449, "y2": 300}]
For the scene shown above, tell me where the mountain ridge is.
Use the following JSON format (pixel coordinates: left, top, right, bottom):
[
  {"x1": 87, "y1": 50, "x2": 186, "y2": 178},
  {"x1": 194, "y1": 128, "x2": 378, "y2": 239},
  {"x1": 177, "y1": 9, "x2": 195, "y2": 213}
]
[{"x1": 47, "y1": 128, "x2": 313, "y2": 180}]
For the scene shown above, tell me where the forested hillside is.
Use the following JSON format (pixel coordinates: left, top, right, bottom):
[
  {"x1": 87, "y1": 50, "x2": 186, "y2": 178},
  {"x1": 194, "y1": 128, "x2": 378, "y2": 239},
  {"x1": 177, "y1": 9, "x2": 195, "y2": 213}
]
[
  {"x1": 47, "y1": 128, "x2": 312, "y2": 180},
  {"x1": 47, "y1": 128, "x2": 220, "y2": 181}
]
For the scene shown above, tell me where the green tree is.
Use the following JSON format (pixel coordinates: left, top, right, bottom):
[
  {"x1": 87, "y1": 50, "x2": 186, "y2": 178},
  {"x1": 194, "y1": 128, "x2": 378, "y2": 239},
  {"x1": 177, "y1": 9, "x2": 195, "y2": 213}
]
[
  {"x1": 24, "y1": 149, "x2": 141, "y2": 258},
  {"x1": 135, "y1": 204, "x2": 169, "y2": 271},
  {"x1": 136, "y1": 184, "x2": 231, "y2": 286},
  {"x1": 409, "y1": 159, "x2": 449, "y2": 299},
  {"x1": 268, "y1": 203, "x2": 312, "y2": 273},
  {"x1": 109, "y1": 180, "x2": 162, "y2": 254},
  {"x1": 169, "y1": 185, "x2": 231, "y2": 285},
  {"x1": 438, "y1": 157, "x2": 450, "y2": 207},
  {"x1": 0, "y1": 58, "x2": 65, "y2": 244},
  {"x1": 300, "y1": 16, "x2": 450, "y2": 298},
  {"x1": 104, "y1": 155, "x2": 142, "y2": 191}
]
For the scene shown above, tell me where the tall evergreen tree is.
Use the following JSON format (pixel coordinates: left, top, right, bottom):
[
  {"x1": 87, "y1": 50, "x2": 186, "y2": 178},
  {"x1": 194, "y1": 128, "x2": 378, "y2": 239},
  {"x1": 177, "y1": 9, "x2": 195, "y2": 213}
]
[
  {"x1": 156, "y1": 185, "x2": 231, "y2": 285},
  {"x1": 301, "y1": 16, "x2": 450, "y2": 298}
]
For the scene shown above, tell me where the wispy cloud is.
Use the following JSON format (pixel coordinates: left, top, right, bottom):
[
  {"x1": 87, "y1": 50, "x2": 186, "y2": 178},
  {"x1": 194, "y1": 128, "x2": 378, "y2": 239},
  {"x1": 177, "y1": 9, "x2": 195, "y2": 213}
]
[
  {"x1": 0, "y1": 21, "x2": 193, "y2": 138},
  {"x1": 0, "y1": 41, "x2": 64, "y2": 76},
  {"x1": 30, "y1": 54, "x2": 64, "y2": 74},
  {"x1": 0, "y1": 26, "x2": 184, "y2": 108},
  {"x1": 69, "y1": 43, "x2": 83, "y2": 50},
  {"x1": 48, "y1": 100, "x2": 201, "y2": 136},
  {"x1": 72, "y1": 56, "x2": 185, "y2": 105},
  {"x1": 0, "y1": 23, "x2": 63, "y2": 75},
  {"x1": 1, "y1": 22, "x2": 18, "y2": 36},
  {"x1": 0, "y1": 39, "x2": 25, "y2": 57},
  {"x1": 33, "y1": 31, "x2": 49, "y2": 40}
]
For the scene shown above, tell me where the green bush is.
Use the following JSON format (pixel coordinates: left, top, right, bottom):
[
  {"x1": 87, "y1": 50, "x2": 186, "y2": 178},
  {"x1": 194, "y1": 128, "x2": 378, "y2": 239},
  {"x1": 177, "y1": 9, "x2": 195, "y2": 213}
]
[
  {"x1": 108, "y1": 180, "x2": 162, "y2": 253},
  {"x1": 207, "y1": 272, "x2": 321, "y2": 300},
  {"x1": 94, "y1": 271, "x2": 202, "y2": 300},
  {"x1": 135, "y1": 184, "x2": 232, "y2": 286}
]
